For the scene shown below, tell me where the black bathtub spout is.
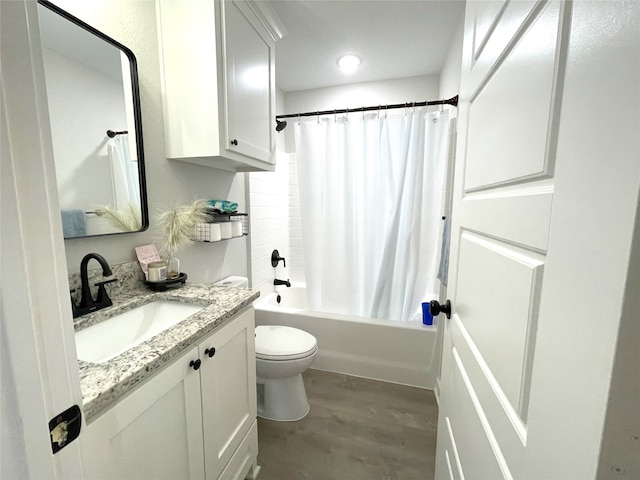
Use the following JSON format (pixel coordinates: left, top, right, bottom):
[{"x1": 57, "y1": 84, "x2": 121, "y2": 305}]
[{"x1": 274, "y1": 278, "x2": 291, "y2": 287}]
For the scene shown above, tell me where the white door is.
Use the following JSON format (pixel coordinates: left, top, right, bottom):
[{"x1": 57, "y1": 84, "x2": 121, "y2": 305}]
[
  {"x1": 435, "y1": 1, "x2": 640, "y2": 479},
  {"x1": 2, "y1": 1, "x2": 86, "y2": 478}
]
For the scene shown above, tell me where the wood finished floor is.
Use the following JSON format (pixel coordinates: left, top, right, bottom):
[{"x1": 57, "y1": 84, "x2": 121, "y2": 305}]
[{"x1": 257, "y1": 369, "x2": 438, "y2": 480}]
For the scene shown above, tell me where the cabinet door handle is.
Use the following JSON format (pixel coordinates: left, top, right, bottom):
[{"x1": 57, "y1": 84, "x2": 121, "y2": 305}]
[
  {"x1": 205, "y1": 347, "x2": 216, "y2": 358},
  {"x1": 189, "y1": 359, "x2": 201, "y2": 371},
  {"x1": 230, "y1": 139, "x2": 238, "y2": 146}
]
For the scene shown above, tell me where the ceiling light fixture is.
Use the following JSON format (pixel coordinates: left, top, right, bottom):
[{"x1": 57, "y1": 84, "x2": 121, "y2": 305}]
[{"x1": 337, "y1": 54, "x2": 361, "y2": 74}]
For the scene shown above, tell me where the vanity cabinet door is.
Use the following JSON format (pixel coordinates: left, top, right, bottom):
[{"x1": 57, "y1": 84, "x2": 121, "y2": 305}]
[
  {"x1": 199, "y1": 308, "x2": 257, "y2": 480},
  {"x1": 81, "y1": 346, "x2": 205, "y2": 480}
]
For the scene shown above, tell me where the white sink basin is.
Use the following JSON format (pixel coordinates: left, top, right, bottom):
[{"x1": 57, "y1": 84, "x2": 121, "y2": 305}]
[{"x1": 75, "y1": 300, "x2": 205, "y2": 363}]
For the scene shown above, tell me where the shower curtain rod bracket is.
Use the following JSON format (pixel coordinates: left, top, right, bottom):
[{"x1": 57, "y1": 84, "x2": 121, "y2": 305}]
[
  {"x1": 107, "y1": 129, "x2": 128, "y2": 138},
  {"x1": 274, "y1": 95, "x2": 458, "y2": 131}
]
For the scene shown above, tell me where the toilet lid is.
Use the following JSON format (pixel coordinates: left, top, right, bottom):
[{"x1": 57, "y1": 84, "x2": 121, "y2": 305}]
[{"x1": 255, "y1": 325, "x2": 317, "y2": 360}]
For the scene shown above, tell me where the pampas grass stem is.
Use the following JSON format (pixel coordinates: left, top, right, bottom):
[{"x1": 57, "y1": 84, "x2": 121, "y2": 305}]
[
  {"x1": 158, "y1": 199, "x2": 210, "y2": 256},
  {"x1": 95, "y1": 204, "x2": 142, "y2": 231}
]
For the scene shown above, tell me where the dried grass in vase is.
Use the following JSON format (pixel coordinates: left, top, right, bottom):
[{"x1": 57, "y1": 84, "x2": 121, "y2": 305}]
[{"x1": 157, "y1": 199, "x2": 210, "y2": 277}]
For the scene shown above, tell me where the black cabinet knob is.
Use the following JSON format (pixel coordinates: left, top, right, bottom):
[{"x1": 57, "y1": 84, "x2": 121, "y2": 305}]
[
  {"x1": 205, "y1": 347, "x2": 216, "y2": 358},
  {"x1": 230, "y1": 139, "x2": 238, "y2": 146},
  {"x1": 430, "y1": 300, "x2": 452, "y2": 319},
  {"x1": 189, "y1": 359, "x2": 201, "y2": 371}
]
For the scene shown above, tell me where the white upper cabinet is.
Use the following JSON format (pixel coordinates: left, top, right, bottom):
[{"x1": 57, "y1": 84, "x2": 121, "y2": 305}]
[{"x1": 156, "y1": 0, "x2": 284, "y2": 172}]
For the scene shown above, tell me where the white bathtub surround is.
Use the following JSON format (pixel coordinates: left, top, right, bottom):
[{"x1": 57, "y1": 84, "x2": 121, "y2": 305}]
[
  {"x1": 254, "y1": 286, "x2": 437, "y2": 389},
  {"x1": 248, "y1": 151, "x2": 291, "y2": 296},
  {"x1": 294, "y1": 108, "x2": 451, "y2": 321}
]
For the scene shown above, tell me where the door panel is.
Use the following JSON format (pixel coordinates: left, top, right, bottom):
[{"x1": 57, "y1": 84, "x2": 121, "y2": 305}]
[
  {"x1": 439, "y1": 417, "x2": 464, "y2": 480},
  {"x1": 443, "y1": 347, "x2": 507, "y2": 479},
  {"x1": 457, "y1": 187, "x2": 553, "y2": 251},
  {"x1": 449, "y1": 317, "x2": 529, "y2": 462},
  {"x1": 472, "y1": 0, "x2": 505, "y2": 59},
  {"x1": 456, "y1": 231, "x2": 544, "y2": 413},
  {"x1": 436, "y1": 0, "x2": 570, "y2": 477},
  {"x1": 468, "y1": 1, "x2": 541, "y2": 82},
  {"x1": 465, "y1": 1, "x2": 562, "y2": 191}
]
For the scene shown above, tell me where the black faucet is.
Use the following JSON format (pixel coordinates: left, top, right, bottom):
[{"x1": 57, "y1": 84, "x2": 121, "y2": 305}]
[
  {"x1": 274, "y1": 278, "x2": 291, "y2": 287},
  {"x1": 271, "y1": 249, "x2": 286, "y2": 268},
  {"x1": 73, "y1": 253, "x2": 117, "y2": 318}
]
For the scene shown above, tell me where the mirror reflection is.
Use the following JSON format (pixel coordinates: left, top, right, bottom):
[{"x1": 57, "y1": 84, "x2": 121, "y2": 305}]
[{"x1": 37, "y1": 0, "x2": 148, "y2": 238}]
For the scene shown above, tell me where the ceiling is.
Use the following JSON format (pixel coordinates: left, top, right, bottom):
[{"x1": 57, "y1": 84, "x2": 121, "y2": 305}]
[{"x1": 268, "y1": 0, "x2": 466, "y2": 92}]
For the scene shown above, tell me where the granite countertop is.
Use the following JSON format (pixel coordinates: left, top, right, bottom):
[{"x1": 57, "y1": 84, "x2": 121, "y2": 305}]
[{"x1": 76, "y1": 283, "x2": 259, "y2": 420}]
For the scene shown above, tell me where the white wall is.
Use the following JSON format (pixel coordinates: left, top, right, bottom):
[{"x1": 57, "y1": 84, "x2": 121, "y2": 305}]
[
  {"x1": 247, "y1": 156, "x2": 290, "y2": 296},
  {"x1": 438, "y1": 11, "x2": 464, "y2": 101},
  {"x1": 249, "y1": 76, "x2": 440, "y2": 291},
  {"x1": 597, "y1": 194, "x2": 640, "y2": 479},
  {"x1": 51, "y1": 0, "x2": 248, "y2": 284},
  {"x1": 285, "y1": 75, "x2": 439, "y2": 114},
  {"x1": 248, "y1": 86, "x2": 289, "y2": 296}
]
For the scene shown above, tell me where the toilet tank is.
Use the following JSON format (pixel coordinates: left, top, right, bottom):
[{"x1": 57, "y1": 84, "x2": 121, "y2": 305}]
[{"x1": 214, "y1": 276, "x2": 249, "y2": 288}]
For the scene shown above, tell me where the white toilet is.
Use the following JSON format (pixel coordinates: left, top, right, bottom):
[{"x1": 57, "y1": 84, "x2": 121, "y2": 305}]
[{"x1": 255, "y1": 325, "x2": 317, "y2": 421}]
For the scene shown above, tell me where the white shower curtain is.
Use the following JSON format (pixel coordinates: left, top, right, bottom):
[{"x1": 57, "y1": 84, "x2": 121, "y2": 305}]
[
  {"x1": 108, "y1": 134, "x2": 140, "y2": 209},
  {"x1": 295, "y1": 108, "x2": 451, "y2": 322}
]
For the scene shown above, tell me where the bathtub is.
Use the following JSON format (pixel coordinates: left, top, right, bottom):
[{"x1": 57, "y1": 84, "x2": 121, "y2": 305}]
[{"x1": 254, "y1": 285, "x2": 438, "y2": 389}]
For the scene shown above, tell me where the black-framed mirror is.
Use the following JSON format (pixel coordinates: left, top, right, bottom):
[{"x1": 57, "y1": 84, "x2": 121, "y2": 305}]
[{"x1": 37, "y1": 0, "x2": 149, "y2": 238}]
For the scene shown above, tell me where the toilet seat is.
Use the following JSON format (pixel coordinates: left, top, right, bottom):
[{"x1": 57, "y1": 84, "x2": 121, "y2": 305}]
[{"x1": 255, "y1": 325, "x2": 317, "y2": 361}]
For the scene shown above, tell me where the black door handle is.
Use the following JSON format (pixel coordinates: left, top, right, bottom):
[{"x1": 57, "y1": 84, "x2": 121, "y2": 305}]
[
  {"x1": 430, "y1": 300, "x2": 452, "y2": 319},
  {"x1": 205, "y1": 347, "x2": 216, "y2": 358},
  {"x1": 189, "y1": 359, "x2": 201, "y2": 370}
]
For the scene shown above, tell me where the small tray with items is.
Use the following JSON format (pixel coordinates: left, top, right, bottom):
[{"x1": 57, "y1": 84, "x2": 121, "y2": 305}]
[{"x1": 143, "y1": 272, "x2": 188, "y2": 291}]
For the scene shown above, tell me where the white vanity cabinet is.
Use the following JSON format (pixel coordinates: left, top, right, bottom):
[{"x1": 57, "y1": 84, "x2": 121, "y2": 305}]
[
  {"x1": 156, "y1": 0, "x2": 282, "y2": 172},
  {"x1": 81, "y1": 308, "x2": 259, "y2": 480}
]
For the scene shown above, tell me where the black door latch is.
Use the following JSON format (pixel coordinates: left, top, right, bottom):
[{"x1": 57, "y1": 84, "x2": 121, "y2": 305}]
[{"x1": 49, "y1": 405, "x2": 82, "y2": 453}]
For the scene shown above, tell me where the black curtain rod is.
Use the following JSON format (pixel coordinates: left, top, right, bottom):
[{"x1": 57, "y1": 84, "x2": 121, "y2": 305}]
[{"x1": 275, "y1": 95, "x2": 458, "y2": 121}]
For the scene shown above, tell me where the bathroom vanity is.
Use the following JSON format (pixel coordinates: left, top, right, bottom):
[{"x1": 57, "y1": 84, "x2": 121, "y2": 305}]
[{"x1": 75, "y1": 279, "x2": 260, "y2": 480}]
